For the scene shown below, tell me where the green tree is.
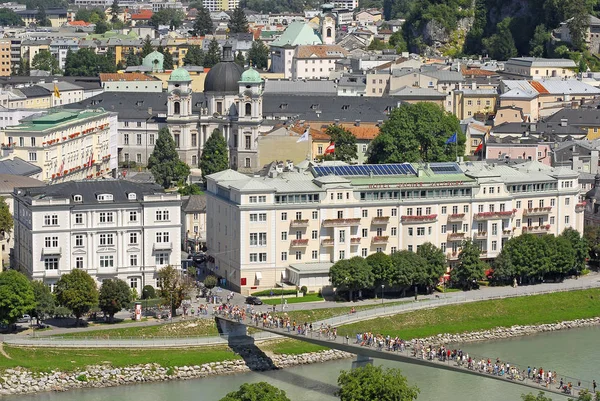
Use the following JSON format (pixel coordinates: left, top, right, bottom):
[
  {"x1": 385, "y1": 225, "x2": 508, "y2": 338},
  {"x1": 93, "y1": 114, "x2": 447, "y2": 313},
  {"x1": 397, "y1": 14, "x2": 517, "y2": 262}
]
[
  {"x1": 463, "y1": 0, "x2": 486, "y2": 54},
  {"x1": 110, "y1": 0, "x2": 120, "y2": 23},
  {"x1": 157, "y1": 265, "x2": 190, "y2": 316},
  {"x1": 125, "y1": 49, "x2": 141, "y2": 67},
  {"x1": 565, "y1": 0, "x2": 590, "y2": 51},
  {"x1": 0, "y1": 196, "x2": 14, "y2": 244},
  {"x1": 493, "y1": 234, "x2": 551, "y2": 285},
  {"x1": 142, "y1": 285, "x2": 156, "y2": 299},
  {"x1": 192, "y1": 6, "x2": 213, "y2": 36},
  {"x1": 148, "y1": 127, "x2": 190, "y2": 188},
  {"x1": 141, "y1": 35, "x2": 153, "y2": 58},
  {"x1": 529, "y1": 24, "x2": 551, "y2": 57},
  {"x1": 31, "y1": 49, "x2": 60, "y2": 74},
  {"x1": 204, "y1": 38, "x2": 221, "y2": 68},
  {"x1": 416, "y1": 242, "x2": 447, "y2": 293},
  {"x1": 322, "y1": 125, "x2": 357, "y2": 163},
  {"x1": 220, "y1": 382, "x2": 291, "y2": 401},
  {"x1": 366, "y1": 252, "x2": 394, "y2": 287},
  {"x1": 228, "y1": 7, "x2": 249, "y2": 34},
  {"x1": 199, "y1": 129, "x2": 229, "y2": 182},
  {"x1": 521, "y1": 392, "x2": 553, "y2": 401},
  {"x1": 54, "y1": 269, "x2": 99, "y2": 326},
  {"x1": 0, "y1": 8, "x2": 24, "y2": 26},
  {"x1": 204, "y1": 275, "x2": 218, "y2": 289},
  {"x1": 0, "y1": 270, "x2": 35, "y2": 327},
  {"x1": 247, "y1": 40, "x2": 269, "y2": 69},
  {"x1": 389, "y1": 31, "x2": 408, "y2": 53},
  {"x1": 36, "y1": 6, "x2": 51, "y2": 26},
  {"x1": 337, "y1": 365, "x2": 419, "y2": 401},
  {"x1": 367, "y1": 38, "x2": 390, "y2": 51},
  {"x1": 30, "y1": 280, "x2": 55, "y2": 324},
  {"x1": 452, "y1": 239, "x2": 486, "y2": 290},
  {"x1": 150, "y1": 8, "x2": 185, "y2": 30},
  {"x1": 94, "y1": 19, "x2": 111, "y2": 35},
  {"x1": 183, "y1": 45, "x2": 204, "y2": 66},
  {"x1": 235, "y1": 51, "x2": 245, "y2": 67},
  {"x1": 160, "y1": 47, "x2": 174, "y2": 70},
  {"x1": 367, "y1": 102, "x2": 463, "y2": 164},
  {"x1": 584, "y1": 224, "x2": 600, "y2": 262},
  {"x1": 12, "y1": 57, "x2": 30, "y2": 76},
  {"x1": 542, "y1": 234, "x2": 574, "y2": 281},
  {"x1": 98, "y1": 279, "x2": 131, "y2": 322},
  {"x1": 329, "y1": 256, "x2": 374, "y2": 301},
  {"x1": 390, "y1": 250, "x2": 427, "y2": 295},
  {"x1": 483, "y1": 18, "x2": 518, "y2": 60},
  {"x1": 560, "y1": 227, "x2": 587, "y2": 274},
  {"x1": 75, "y1": 8, "x2": 105, "y2": 23},
  {"x1": 64, "y1": 48, "x2": 116, "y2": 76},
  {"x1": 178, "y1": 184, "x2": 203, "y2": 195}
]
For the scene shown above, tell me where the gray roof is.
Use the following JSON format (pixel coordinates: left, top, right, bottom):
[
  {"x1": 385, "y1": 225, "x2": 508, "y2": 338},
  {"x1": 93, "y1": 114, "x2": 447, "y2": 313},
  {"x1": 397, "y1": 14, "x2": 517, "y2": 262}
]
[
  {"x1": 264, "y1": 80, "x2": 337, "y2": 95},
  {"x1": 390, "y1": 86, "x2": 446, "y2": 99},
  {"x1": 506, "y1": 57, "x2": 577, "y2": 68},
  {"x1": 182, "y1": 194, "x2": 206, "y2": 213},
  {"x1": 0, "y1": 157, "x2": 42, "y2": 176},
  {"x1": 492, "y1": 121, "x2": 587, "y2": 137},
  {"x1": 15, "y1": 180, "x2": 165, "y2": 205},
  {"x1": 421, "y1": 69, "x2": 464, "y2": 82},
  {"x1": 546, "y1": 108, "x2": 600, "y2": 126},
  {"x1": 204, "y1": 60, "x2": 244, "y2": 93},
  {"x1": 0, "y1": 174, "x2": 44, "y2": 195},
  {"x1": 18, "y1": 86, "x2": 51, "y2": 98}
]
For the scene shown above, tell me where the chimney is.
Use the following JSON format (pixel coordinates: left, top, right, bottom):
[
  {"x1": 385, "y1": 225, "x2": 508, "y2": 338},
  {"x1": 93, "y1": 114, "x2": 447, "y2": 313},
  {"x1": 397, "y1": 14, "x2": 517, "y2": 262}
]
[
  {"x1": 355, "y1": 119, "x2": 360, "y2": 126},
  {"x1": 334, "y1": 119, "x2": 340, "y2": 125},
  {"x1": 147, "y1": 107, "x2": 153, "y2": 116},
  {"x1": 560, "y1": 118, "x2": 568, "y2": 127}
]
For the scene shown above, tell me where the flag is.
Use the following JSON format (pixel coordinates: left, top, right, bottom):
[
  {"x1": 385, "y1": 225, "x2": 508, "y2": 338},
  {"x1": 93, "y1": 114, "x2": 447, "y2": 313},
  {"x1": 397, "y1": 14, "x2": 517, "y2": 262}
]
[
  {"x1": 296, "y1": 128, "x2": 309, "y2": 143},
  {"x1": 324, "y1": 142, "x2": 335, "y2": 155},
  {"x1": 88, "y1": 153, "x2": 93, "y2": 167},
  {"x1": 475, "y1": 142, "x2": 483, "y2": 154},
  {"x1": 445, "y1": 133, "x2": 457, "y2": 144},
  {"x1": 58, "y1": 160, "x2": 64, "y2": 175},
  {"x1": 53, "y1": 84, "x2": 60, "y2": 99}
]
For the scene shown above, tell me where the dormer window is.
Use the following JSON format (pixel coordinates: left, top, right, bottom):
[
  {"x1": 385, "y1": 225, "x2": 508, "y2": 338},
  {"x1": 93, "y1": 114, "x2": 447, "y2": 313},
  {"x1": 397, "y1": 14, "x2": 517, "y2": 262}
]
[
  {"x1": 73, "y1": 195, "x2": 83, "y2": 203},
  {"x1": 128, "y1": 193, "x2": 137, "y2": 200},
  {"x1": 96, "y1": 194, "x2": 114, "y2": 201}
]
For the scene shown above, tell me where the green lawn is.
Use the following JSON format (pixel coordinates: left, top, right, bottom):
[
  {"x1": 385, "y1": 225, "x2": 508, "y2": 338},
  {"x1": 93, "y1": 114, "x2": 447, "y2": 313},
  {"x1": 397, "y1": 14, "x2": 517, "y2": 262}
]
[
  {"x1": 262, "y1": 294, "x2": 324, "y2": 305},
  {"x1": 336, "y1": 288, "x2": 600, "y2": 339},
  {"x1": 260, "y1": 339, "x2": 329, "y2": 355},
  {"x1": 55, "y1": 319, "x2": 219, "y2": 339},
  {"x1": 0, "y1": 345, "x2": 238, "y2": 373}
]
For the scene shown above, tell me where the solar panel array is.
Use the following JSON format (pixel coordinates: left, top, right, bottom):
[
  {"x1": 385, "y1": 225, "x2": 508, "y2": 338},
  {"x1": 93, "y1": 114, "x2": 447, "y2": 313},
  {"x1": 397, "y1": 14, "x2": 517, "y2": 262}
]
[
  {"x1": 313, "y1": 164, "x2": 417, "y2": 177},
  {"x1": 430, "y1": 164, "x2": 462, "y2": 174}
]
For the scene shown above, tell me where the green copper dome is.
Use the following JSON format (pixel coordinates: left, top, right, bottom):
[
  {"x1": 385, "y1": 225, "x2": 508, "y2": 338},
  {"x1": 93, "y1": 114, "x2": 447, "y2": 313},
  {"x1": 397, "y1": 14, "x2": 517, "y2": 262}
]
[
  {"x1": 169, "y1": 67, "x2": 192, "y2": 82},
  {"x1": 240, "y1": 67, "x2": 262, "y2": 83},
  {"x1": 142, "y1": 50, "x2": 164, "y2": 72}
]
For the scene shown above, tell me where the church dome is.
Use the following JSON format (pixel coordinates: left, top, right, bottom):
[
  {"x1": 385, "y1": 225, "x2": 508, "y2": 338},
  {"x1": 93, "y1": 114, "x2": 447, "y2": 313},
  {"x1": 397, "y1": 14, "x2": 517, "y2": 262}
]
[
  {"x1": 169, "y1": 67, "x2": 191, "y2": 82},
  {"x1": 142, "y1": 50, "x2": 164, "y2": 72},
  {"x1": 240, "y1": 67, "x2": 262, "y2": 83},
  {"x1": 203, "y1": 42, "x2": 244, "y2": 93}
]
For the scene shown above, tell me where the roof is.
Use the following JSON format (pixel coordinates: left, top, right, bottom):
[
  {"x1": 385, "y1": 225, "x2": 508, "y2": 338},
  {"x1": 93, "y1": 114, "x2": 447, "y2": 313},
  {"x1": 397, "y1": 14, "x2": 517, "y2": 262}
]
[
  {"x1": 99, "y1": 73, "x2": 159, "y2": 82},
  {"x1": 546, "y1": 108, "x2": 600, "y2": 126},
  {"x1": 169, "y1": 67, "x2": 192, "y2": 82},
  {"x1": 295, "y1": 44, "x2": 348, "y2": 59},
  {"x1": 506, "y1": 57, "x2": 577, "y2": 68},
  {"x1": 421, "y1": 69, "x2": 464, "y2": 83},
  {"x1": 0, "y1": 174, "x2": 44, "y2": 194},
  {"x1": 240, "y1": 67, "x2": 262, "y2": 83},
  {"x1": 270, "y1": 21, "x2": 322, "y2": 47},
  {"x1": 18, "y1": 85, "x2": 51, "y2": 98},
  {"x1": 390, "y1": 86, "x2": 446, "y2": 99},
  {"x1": 264, "y1": 80, "x2": 337, "y2": 95},
  {"x1": 204, "y1": 60, "x2": 244, "y2": 93},
  {"x1": 5, "y1": 110, "x2": 110, "y2": 133},
  {"x1": 131, "y1": 9, "x2": 153, "y2": 20},
  {"x1": 37, "y1": 82, "x2": 83, "y2": 92},
  {"x1": 288, "y1": 262, "x2": 333, "y2": 274},
  {"x1": 0, "y1": 158, "x2": 42, "y2": 177},
  {"x1": 182, "y1": 194, "x2": 206, "y2": 213},
  {"x1": 68, "y1": 20, "x2": 91, "y2": 26}
]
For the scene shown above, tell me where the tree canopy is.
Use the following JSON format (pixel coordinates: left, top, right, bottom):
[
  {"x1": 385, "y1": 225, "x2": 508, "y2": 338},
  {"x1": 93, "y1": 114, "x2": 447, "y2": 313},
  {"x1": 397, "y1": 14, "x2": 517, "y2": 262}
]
[
  {"x1": 157, "y1": 265, "x2": 191, "y2": 315},
  {"x1": 367, "y1": 103, "x2": 464, "y2": 164},
  {"x1": 0, "y1": 270, "x2": 36, "y2": 326},
  {"x1": 125, "y1": 49, "x2": 141, "y2": 67},
  {"x1": 0, "y1": 8, "x2": 24, "y2": 26},
  {"x1": 183, "y1": 45, "x2": 204, "y2": 66},
  {"x1": 0, "y1": 196, "x2": 14, "y2": 242},
  {"x1": 482, "y1": 17, "x2": 518, "y2": 61},
  {"x1": 322, "y1": 125, "x2": 357, "y2": 163},
  {"x1": 31, "y1": 49, "x2": 60, "y2": 74},
  {"x1": 148, "y1": 127, "x2": 190, "y2": 188},
  {"x1": 158, "y1": 46, "x2": 174, "y2": 70},
  {"x1": 365, "y1": 252, "x2": 394, "y2": 287},
  {"x1": 452, "y1": 239, "x2": 487, "y2": 290},
  {"x1": 416, "y1": 242, "x2": 447, "y2": 293},
  {"x1": 141, "y1": 35, "x2": 153, "y2": 58},
  {"x1": 54, "y1": 269, "x2": 99, "y2": 325},
  {"x1": 330, "y1": 257, "x2": 375, "y2": 300},
  {"x1": 227, "y1": 7, "x2": 249, "y2": 34},
  {"x1": 98, "y1": 279, "x2": 131, "y2": 322},
  {"x1": 199, "y1": 129, "x2": 229, "y2": 182},
  {"x1": 74, "y1": 7, "x2": 105, "y2": 23},
  {"x1": 30, "y1": 280, "x2": 55, "y2": 324},
  {"x1": 521, "y1": 392, "x2": 553, "y2": 401},
  {"x1": 337, "y1": 365, "x2": 420, "y2": 401},
  {"x1": 36, "y1": 6, "x2": 51, "y2": 26},
  {"x1": 219, "y1": 382, "x2": 291, "y2": 401},
  {"x1": 247, "y1": 40, "x2": 269, "y2": 69},
  {"x1": 204, "y1": 38, "x2": 221, "y2": 68},
  {"x1": 64, "y1": 48, "x2": 116, "y2": 76},
  {"x1": 150, "y1": 8, "x2": 185, "y2": 29},
  {"x1": 192, "y1": 6, "x2": 213, "y2": 36}
]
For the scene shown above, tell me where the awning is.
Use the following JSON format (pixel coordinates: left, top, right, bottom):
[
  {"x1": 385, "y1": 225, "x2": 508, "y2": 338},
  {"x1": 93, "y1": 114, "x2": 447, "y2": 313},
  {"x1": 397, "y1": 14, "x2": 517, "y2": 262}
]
[
  {"x1": 255, "y1": 272, "x2": 262, "y2": 280},
  {"x1": 281, "y1": 270, "x2": 287, "y2": 280}
]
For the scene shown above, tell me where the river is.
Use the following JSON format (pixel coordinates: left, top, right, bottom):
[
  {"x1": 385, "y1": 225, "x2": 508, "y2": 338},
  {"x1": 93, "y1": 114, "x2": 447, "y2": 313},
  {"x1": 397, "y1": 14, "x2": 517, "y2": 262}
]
[{"x1": 15, "y1": 326, "x2": 600, "y2": 401}]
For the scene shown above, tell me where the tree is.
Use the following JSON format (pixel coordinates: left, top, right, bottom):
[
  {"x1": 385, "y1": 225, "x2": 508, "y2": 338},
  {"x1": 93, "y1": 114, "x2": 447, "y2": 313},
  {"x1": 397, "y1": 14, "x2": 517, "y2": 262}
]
[
  {"x1": 235, "y1": 51, "x2": 245, "y2": 67},
  {"x1": 150, "y1": 8, "x2": 185, "y2": 30},
  {"x1": 204, "y1": 38, "x2": 221, "y2": 68},
  {"x1": 565, "y1": 0, "x2": 590, "y2": 51},
  {"x1": 0, "y1": 270, "x2": 35, "y2": 327},
  {"x1": 329, "y1": 257, "x2": 374, "y2": 301},
  {"x1": 247, "y1": 40, "x2": 269, "y2": 69},
  {"x1": 367, "y1": 103, "x2": 463, "y2": 164},
  {"x1": 542, "y1": 235, "x2": 574, "y2": 281},
  {"x1": 142, "y1": 285, "x2": 156, "y2": 299},
  {"x1": 64, "y1": 48, "x2": 116, "y2": 76},
  {"x1": 126, "y1": 49, "x2": 141, "y2": 67},
  {"x1": 157, "y1": 265, "x2": 190, "y2": 316},
  {"x1": 75, "y1": 8, "x2": 105, "y2": 23},
  {"x1": 452, "y1": 239, "x2": 486, "y2": 290},
  {"x1": 389, "y1": 31, "x2": 408, "y2": 53},
  {"x1": 199, "y1": 129, "x2": 229, "y2": 182},
  {"x1": 483, "y1": 18, "x2": 518, "y2": 60},
  {"x1": 54, "y1": 269, "x2": 99, "y2": 326},
  {"x1": 30, "y1": 280, "x2": 55, "y2": 324},
  {"x1": 12, "y1": 57, "x2": 30, "y2": 76},
  {"x1": 521, "y1": 392, "x2": 553, "y2": 401},
  {"x1": 584, "y1": 224, "x2": 600, "y2": 263},
  {"x1": 141, "y1": 35, "x2": 153, "y2": 58},
  {"x1": 183, "y1": 45, "x2": 204, "y2": 66},
  {"x1": 322, "y1": 125, "x2": 357, "y2": 163},
  {"x1": 463, "y1": 0, "x2": 486, "y2": 54},
  {"x1": 228, "y1": 7, "x2": 249, "y2": 34},
  {"x1": 0, "y1": 197, "x2": 14, "y2": 243},
  {"x1": 192, "y1": 6, "x2": 213, "y2": 36},
  {"x1": 31, "y1": 49, "x2": 60, "y2": 74},
  {"x1": 336, "y1": 365, "x2": 419, "y2": 401},
  {"x1": 36, "y1": 6, "x2": 51, "y2": 26},
  {"x1": 178, "y1": 184, "x2": 203, "y2": 195},
  {"x1": 220, "y1": 382, "x2": 291, "y2": 401},
  {"x1": 560, "y1": 227, "x2": 587, "y2": 274},
  {"x1": 98, "y1": 279, "x2": 131, "y2": 322},
  {"x1": 162, "y1": 48, "x2": 174, "y2": 70},
  {"x1": 494, "y1": 234, "x2": 551, "y2": 285},
  {"x1": 204, "y1": 275, "x2": 218, "y2": 289},
  {"x1": 390, "y1": 250, "x2": 427, "y2": 295},
  {"x1": 366, "y1": 252, "x2": 393, "y2": 286},
  {"x1": 529, "y1": 24, "x2": 551, "y2": 57},
  {"x1": 416, "y1": 242, "x2": 447, "y2": 293},
  {"x1": 148, "y1": 127, "x2": 190, "y2": 188},
  {"x1": 110, "y1": 0, "x2": 120, "y2": 23},
  {"x1": 0, "y1": 8, "x2": 24, "y2": 26},
  {"x1": 94, "y1": 19, "x2": 110, "y2": 35}
]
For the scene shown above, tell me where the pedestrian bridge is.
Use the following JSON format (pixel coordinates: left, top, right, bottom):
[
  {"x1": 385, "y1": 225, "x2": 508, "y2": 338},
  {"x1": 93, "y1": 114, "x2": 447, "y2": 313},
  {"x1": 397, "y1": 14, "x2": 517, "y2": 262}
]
[{"x1": 215, "y1": 316, "x2": 589, "y2": 398}]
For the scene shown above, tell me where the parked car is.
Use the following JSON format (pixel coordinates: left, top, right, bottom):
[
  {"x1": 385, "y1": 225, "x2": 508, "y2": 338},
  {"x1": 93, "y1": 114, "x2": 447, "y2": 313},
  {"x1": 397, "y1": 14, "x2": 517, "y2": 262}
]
[
  {"x1": 245, "y1": 296, "x2": 263, "y2": 305},
  {"x1": 17, "y1": 314, "x2": 31, "y2": 323}
]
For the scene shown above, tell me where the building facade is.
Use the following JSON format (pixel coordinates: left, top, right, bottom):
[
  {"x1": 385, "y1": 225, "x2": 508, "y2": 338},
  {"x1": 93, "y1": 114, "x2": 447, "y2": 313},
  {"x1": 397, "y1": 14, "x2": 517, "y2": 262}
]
[
  {"x1": 12, "y1": 181, "x2": 182, "y2": 291},
  {"x1": 206, "y1": 161, "x2": 583, "y2": 294}
]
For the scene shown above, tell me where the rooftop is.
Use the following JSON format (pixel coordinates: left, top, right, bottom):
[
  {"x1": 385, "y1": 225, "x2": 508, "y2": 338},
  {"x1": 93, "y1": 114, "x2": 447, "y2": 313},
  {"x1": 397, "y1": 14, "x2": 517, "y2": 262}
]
[
  {"x1": 99, "y1": 73, "x2": 159, "y2": 82},
  {"x1": 4, "y1": 110, "x2": 110, "y2": 133}
]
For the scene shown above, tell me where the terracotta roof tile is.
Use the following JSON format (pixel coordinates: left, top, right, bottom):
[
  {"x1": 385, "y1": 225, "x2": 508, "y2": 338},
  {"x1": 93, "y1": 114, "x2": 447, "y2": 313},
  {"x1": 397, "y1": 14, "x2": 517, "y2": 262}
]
[
  {"x1": 68, "y1": 20, "x2": 90, "y2": 26},
  {"x1": 99, "y1": 73, "x2": 159, "y2": 82},
  {"x1": 529, "y1": 80, "x2": 549, "y2": 94},
  {"x1": 131, "y1": 10, "x2": 153, "y2": 20},
  {"x1": 461, "y1": 67, "x2": 496, "y2": 77},
  {"x1": 338, "y1": 123, "x2": 380, "y2": 140},
  {"x1": 296, "y1": 45, "x2": 349, "y2": 59}
]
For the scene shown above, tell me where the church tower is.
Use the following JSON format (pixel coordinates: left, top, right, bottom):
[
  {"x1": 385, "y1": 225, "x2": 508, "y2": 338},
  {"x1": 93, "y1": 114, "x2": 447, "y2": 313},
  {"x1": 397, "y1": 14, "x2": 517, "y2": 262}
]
[
  {"x1": 320, "y1": 4, "x2": 336, "y2": 45},
  {"x1": 166, "y1": 68, "x2": 199, "y2": 168},
  {"x1": 233, "y1": 67, "x2": 264, "y2": 172}
]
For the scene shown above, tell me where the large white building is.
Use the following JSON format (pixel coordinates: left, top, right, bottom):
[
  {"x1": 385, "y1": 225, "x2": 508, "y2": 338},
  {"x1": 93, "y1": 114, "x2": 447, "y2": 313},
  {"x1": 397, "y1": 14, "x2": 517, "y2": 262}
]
[
  {"x1": 206, "y1": 161, "x2": 584, "y2": 294},
  {"x1": 12, "y1": 180, "x2": 182, "y2": 292}
]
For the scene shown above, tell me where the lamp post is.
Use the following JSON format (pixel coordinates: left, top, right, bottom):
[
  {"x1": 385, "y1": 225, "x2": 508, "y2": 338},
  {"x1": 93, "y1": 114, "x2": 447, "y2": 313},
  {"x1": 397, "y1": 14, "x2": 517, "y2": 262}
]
[{"x1": 381, "y1": 284, "x2": 384, "y2": 306}]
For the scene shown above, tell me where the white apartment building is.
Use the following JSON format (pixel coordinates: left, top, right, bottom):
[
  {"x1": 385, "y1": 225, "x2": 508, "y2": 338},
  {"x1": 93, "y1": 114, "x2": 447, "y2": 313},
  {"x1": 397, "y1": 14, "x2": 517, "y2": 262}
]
[
  {"x1": 292, "y1": 45, "x2": 348, "y2": 80},
  {"x1": 206, "y1": 161, "x2": 584, "y2": 294},
  {"x1": 12, "y1": 180, "x2": 182, "y2": 292},
  {"x1": 0, "y1": 109, "x2": 118, "y2": 183}
]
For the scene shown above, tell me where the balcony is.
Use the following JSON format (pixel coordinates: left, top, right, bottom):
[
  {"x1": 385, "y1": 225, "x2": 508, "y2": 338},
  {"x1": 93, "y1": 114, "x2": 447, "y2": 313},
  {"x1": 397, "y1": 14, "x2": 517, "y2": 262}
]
[
  {"x1": 350, "y1": 237, "x2": 362, "y2": 245},
  {"x1": 447, "y1": 232, "x2": 466, "y2": 241},
  {"x1": 371, "y1": 236, "x2": 389, "y2": 244},
  {"x1": 291, "y1": 239, "x2": 309, "y2": 247},
  {"x1": 447, "y1": 252, "x2": 459, "y2": 260},
  {"x1": 480, "y1": 250, "x2": 488, "y2": 258},
  {"x1": 474, "y1": 231, "x2": 487, "y2": 240},
  {"x1": 372, "y1": 216, "x2": 390, "y2": 224},
  {"x1": 401, "y1": 214, "x2": 437, "y2": 223},
  {"x1": 43, "y1": 269, "x2": 61, "y2": 278},
  {"x1": 290, "y1": 219, "x2": 310, "y2": 227},
  {"x1": 41, "y1": 247, "x2": 62, "y2": 256},
  {"x1": 575, "y1": 202, "x2": 586, "y2": 213},
  {"x1": 447, "y1": 213, "x2": 465, "y2": 222},
  {"x1": 321, "y1": 238, "x2": 334, "y2": 247},
  {"x1": 322, "y1": 218, "x2": 361, "y2": 227},
  {"x1": 153, "y1": 242, "x2": 173, "y2": 251},
  {"x1": 522, "y1": 225, "x2": 551, "y2": 233},
  {"x1": 523, "y1": 207, "x2": 553, "y2": 216},
  {"x1": 502, "y1": 229, "x2": 513, "y2": 238},
  {"x1": 473, "y1": 210, "x2": 516, "y2": 220}
]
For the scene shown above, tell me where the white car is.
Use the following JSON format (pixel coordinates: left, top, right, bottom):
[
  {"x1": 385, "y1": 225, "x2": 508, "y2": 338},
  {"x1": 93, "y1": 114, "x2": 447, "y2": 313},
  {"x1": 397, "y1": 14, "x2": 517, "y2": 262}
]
[{"x1": 17, "y1": 314, "x2": 31, "y2": 323}]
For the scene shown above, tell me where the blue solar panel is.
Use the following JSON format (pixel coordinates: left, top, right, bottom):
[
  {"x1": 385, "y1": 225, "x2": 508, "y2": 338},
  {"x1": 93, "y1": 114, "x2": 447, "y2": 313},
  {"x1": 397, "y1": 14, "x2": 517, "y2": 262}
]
[{"x1": 313, "y1": 163, "x2": 419, "y2": 177}]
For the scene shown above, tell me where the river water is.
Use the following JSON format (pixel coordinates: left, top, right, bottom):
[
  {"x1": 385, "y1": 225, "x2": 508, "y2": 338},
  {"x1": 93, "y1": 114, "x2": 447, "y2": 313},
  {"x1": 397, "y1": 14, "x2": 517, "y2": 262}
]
[{"x1": 16, "y1": 326, "x2": 600, "y2": 401}]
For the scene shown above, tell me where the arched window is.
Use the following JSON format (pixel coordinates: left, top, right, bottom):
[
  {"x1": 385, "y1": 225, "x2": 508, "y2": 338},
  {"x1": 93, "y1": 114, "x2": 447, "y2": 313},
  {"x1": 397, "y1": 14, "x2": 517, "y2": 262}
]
[
  {"x1": 174, "y1": 101, "x2": 181, "y2": 115},
  {"x1": 326, "y1": 27, "x2": 332, "y2": 38},
  {"x1": 245, "y1": 103, "x2": 252, "y2": 116}
]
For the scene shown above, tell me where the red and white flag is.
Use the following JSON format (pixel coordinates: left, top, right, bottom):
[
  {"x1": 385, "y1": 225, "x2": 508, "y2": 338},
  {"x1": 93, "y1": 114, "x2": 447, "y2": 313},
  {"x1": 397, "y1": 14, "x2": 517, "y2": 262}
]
[
  {"x1": 324, "y1": 142, "x2": 335, "y2": 155},
  {"x1": 58, "y1": 160, "x2": 64, "y2": 175},
  {"x1": 88, "y1": 153, "x2": 93, "y2": 167}
]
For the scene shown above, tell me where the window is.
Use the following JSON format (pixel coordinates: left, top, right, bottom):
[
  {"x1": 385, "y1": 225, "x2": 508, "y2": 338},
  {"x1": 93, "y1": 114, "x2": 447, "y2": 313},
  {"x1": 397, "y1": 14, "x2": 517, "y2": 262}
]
[
  {"x1": 440, "y1": 242, "x2": 446, "y2": 253},
  {"x1": 249, "y1": 253, "x2": 257, "y2": 262},
  {"x1": 565, "y1": 215, "x2": 570, "y2": 224},
  {"x1": 155, "y1": 253, "x2": 169, "y2": 265},
  {"x1": 259, "y1": 233, "x2": 267, "y2": 246},
  {"x1": 565, "y1": 198, "x2": 570, "y2": 206},
  {"x1": 75, "y1": 213, "x2": 83, "y2": 224},
  {"x1": 441, "y1": 206, "x2": 447, "y2": 215},
  {"x1": 312, "y1": 250, "x2": 318, "y2": 260},
  {"x1": 425, "y1": 207, "x2": 432, "y2": 215},
  {"x1": 136, "y1": 154, "x2": 142, "y2": 163},
  {"x1": 75, "y1": 235, "x2": 83, "y2": 247},
  {"x1": 281, "y1": 212, "x2": 287, "y2": 221},
  {"x1": 362, "y1": 228, "x2": 368, "y2": 237},
  {"x1": 488, "y1": 204, "x2": 495, "y2": 212},
  {"x1": 408, "y1": 228, "x2": 413, "y2": 236},
  {"x1": 156, "y1": 210, "x2": 170, "y2": 221},
  {"x1": 29, "y1": 152, "x2": 37, "y2": 162},
  {"x1": 295, "y1": 212, "x2": 302, "y2": 220},
  {"x1": 406, "y1": 208, "x2": 413, "y2": 216},
  {"x1": 492, "y1": 241, "x2": 497, "y2": 251},
  {"x1": 312, "y1": 211, "x2": 318, "y2": 219},
  {"x1": 408, "y1": 245, "x2": 413, "y2": 252},
  {"x1": 417, "y1": 227, "x2": 425, "y2": 236},
  {"x1": 464, "y1": 205, "x2": 469, "y2": 213},
  {"x1": 362, "y1": 209, "x2": 368, "y2": 218},
  {"x1": 416, "y1": 207, "x2": 422, "y2": 216},
  {"x1": 149, "y1": 134, "x2": 155, "y2": 145},
  {"x1": 339, "y1": 230, "x2": 346, "y2": 243},
  {"x1": 99, "y1": 212, "x2": 113, "y2": 223},
  {"x1": 281, "y1": 232, "x2": 287, "y2": 241},
  {"x1": 337, "y1": 211, "x2": 344, "y2": 219},
  {"x1": 551, "y1": 199, "x2": 555, "y2": 207},
  {"x1": 129, "y1": 233, "x2": 138, "y2": 244},
  {"x1": 295, "y1": 251, "x2": 301, "y2": 260},
  {"x1": 312, "y1": 230, "x2": 318, "y2": 240},
  {"x1": 129, "y1": 211, "x2": 137, "y2": 222},
  {"x1": 75, "y1": 257, "x2": 84, "y2": 269},
  {"x1": 391, "y1": 208, "x2": 397, "y2": 217},
  {"x1": 124, "y1": 133, "x2": 129, "y2": 145},
  {"x1": 245, "y1": 158, "x2": 251, "y2": 168},
  {"x1": 441, "y1": 225, "x2": 447, "y2": 234},
  {"x1": 44, "y1": 236, "x2": 58, "y2": 247},
  {"x1": 99, "y1": 234, "x2": 114, "y2": 246},
  {"x1": 129, "y1": 277, "x2": 138, "y2": 289},
  {"x1": 376, "y1": 209, "x2": 383, "y2": 217},
  {"x1": 44, "y1": 214, "x2": 58, "y2": 226},
  {"x1": 337, "y1": 193, "x2": 343, "y2": 200},
  {"x1": 391, "y1": 227, "x2": 397, "y2": 236},
  {"x1": 44, "y1": 257, "x2": 58, "y2": 270},
  {"x1": 339, "y1": 250, "x2": 345, "y2": 260},
  {"x1": 130, "y1": 255, "x2": 138, "y2": 266},
  {"x1": 550, "y1": 216, "x2": 555, "y2": 225},
  {"x1": 259, "y1": 253, "x2": 267, "y2": 262},
  {"x1": 516, "y1": 201, "x2": 521, "y2": 209},
  {"x1": 528, "y1": 200, "x2": 533, "y2": 209},
  {"x1": 250, "y1": 213, "x2": 258, "y2": 222},
  {"x1": 250, "y1": 233, "x2": 258, "y2": 246},
  {"x1": 463, "y1": 223, "x2": 469, "y2": 232},
  {"x1": 99, "y1": 255, "x2": 114, "y2": 268},
  {"x1": 492, "y1": 223, "x2": 498, "y2": 235},
  {"x1": 516, "y1": 219, "x2": 521, "y2": 228},
  {"x1": 281, "y1": 252, "x2": 287, "y2": 261},
  {"x1": 258, "y1": 196, "x2": 266, "y2": 203},
  {"x1": 136, "y1": 134, "x2": 142, "y2": 145}
]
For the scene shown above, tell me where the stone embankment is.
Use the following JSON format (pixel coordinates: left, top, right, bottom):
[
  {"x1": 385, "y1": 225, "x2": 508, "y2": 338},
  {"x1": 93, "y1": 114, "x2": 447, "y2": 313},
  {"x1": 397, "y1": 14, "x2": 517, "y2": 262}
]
[
  {"x1": 0, "y1": 349, "x2": 352, "y2": 396},
  {"x1": 417, "y1": 317, "x2": 600, "y2": 346}
]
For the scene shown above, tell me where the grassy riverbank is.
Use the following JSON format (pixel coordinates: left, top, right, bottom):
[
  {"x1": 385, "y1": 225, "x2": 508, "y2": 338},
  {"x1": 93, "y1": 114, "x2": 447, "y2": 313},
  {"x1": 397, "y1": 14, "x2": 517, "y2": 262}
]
[{"x1": 55, "y1": 319, "x2": 220, "y2": 338}]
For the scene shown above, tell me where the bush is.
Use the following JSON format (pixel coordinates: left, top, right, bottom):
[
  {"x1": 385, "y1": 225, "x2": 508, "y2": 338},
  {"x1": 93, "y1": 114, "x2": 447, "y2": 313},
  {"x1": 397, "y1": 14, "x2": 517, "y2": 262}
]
[
  {"x1": 142, "y1": 285, "x2": 156, "y2": 300},
  {"x1": 76, "y1": 374, "x2": 88, "y2": 382},
  {"x1": 251, "y1": 289, "x2": 297, "y2": 297},
  {"x1": 300, "y1": 286, "x2": 308, "y2": 296},
  {"x1": 581, "y1": 268, "x2": 590, "y2": 276},
  {"x1": 477, "y1": 280, "x2": 490, "y2": 287},
  {"x1": 204, "y1": 275, "x2": 218, "y2": 289}
]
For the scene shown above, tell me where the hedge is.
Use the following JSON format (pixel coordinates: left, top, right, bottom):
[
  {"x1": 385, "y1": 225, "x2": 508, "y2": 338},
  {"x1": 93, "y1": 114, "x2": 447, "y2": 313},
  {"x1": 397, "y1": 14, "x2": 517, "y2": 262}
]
[{"x1": 251, "y1": 289, "x2": 297, "y2": 297}]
